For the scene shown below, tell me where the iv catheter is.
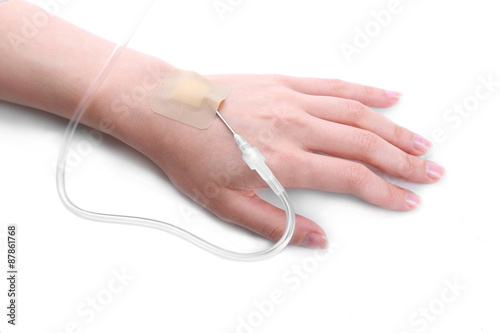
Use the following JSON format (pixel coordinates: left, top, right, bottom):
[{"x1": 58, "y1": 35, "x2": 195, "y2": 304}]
[{"x1": 56, "y1": 1, "x2": 295, "y2": 261}]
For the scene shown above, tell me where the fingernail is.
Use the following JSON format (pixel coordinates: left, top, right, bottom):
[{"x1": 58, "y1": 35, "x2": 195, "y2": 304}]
[
  {"x1": 406, "y1": 192, "x2": 421, "y2": 209},
  {"x1": 426, "y1": 162, "x2": 446, "y2": 181},
  {"x1": 414, "y1": 135, "x2": 433, "y2": 152},
  {"x1": 302, "y1": 232, "x2": 328, "y2": 249},
  {"x1": 385, "y1": 90, "x2": 403, "y2": 100}
]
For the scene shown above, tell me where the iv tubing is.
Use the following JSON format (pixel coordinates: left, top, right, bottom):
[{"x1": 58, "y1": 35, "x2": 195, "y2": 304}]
[{"x1": 56, "y1": 1, "x2": 296, "y2": 261}]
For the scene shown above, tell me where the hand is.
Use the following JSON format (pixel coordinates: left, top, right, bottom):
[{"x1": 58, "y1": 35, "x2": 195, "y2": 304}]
[
  {"x1": 126, "y1": 72, "x2": 444, "y2": 249},
  {"x1": 96, "y1": 51, "x2": 445, "y2": 249}
]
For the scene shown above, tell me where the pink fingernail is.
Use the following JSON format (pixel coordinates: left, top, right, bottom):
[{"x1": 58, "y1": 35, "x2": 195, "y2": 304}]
[
  {"x1": 414, "y1": 135, "x2": 433, "y2": 152},
  {"x1": 426, "y1": 162, "x2": 446, "y2": 181},
  {"x1": 385, "y1": 90, "x2": 403, "y2": 100},
  {"x1": 406, "y1": 192, "x2": 421, "y2": 209},
  {"x1": 302, "y1": 233, "x2": 329, "y2": 249}
]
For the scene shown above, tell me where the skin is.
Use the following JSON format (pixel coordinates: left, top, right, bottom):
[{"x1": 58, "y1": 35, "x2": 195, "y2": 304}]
[{"x1": 0, "y1": 0, "x2": 444, "y2": 249}]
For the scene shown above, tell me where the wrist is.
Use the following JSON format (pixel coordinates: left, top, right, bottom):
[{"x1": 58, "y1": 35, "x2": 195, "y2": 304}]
[{"x1": 88, "y1": 51, "x2": 177, "y2": 158}]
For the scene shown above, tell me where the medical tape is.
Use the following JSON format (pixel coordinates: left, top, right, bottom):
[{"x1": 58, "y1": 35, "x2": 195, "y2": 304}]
[{"x1": 150, "y1": 70, "x2": 231, "y2": 129}]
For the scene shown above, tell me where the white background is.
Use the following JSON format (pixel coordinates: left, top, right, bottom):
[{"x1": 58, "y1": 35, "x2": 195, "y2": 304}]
[{"x1": 1, "y1": 0, "x2": 499, "y2": 332}]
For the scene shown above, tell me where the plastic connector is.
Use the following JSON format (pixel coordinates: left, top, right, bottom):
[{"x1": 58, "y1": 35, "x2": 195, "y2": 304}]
[{"x1": 234, "y1": 134, "x2": 284, "y2": 195}]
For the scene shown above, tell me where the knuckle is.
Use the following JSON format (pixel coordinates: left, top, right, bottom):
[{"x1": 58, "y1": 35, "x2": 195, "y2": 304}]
[
  {"x1": 353, "y1": 130, "x2": 379, "y2": 154},
  {"x1": 383, "y1": 183, "x2": 401, "y2": 207},
  {"x1": 393, "y1": 124, "x2": 405, "y2": 141},
  {"x1": 344, "y1": 163, "x2": 370, "y2": 193},
  {"x1": 286, "y1": 110, "x2": 305, "y2": 126},
  {"x1": 278, "y1": 108, "x2": 307, "y2": 131},
  {"x1": 363, "y1": 85, "x2": 375, "y2": 97},
  {"x1": 326, "y1": 78, "x2": 345, "y2": 91},
  {"x1": 265, "y1": 224, "x2": 285, "y2": 242},
  {"x1": 346, "y1": 100, "x2": 367, "y2": 122},
  {"x1": 270, "y1": 73, "x2": 289, "y2": 85},
  {"x1": 262, "y1": 101, "x2": 288, "y2": 123},
  {"x1": 268, "y1": 86, "x2": 292, "y2": 102},
  {"x1": 397, "y1": 154, "x2": 417, "y2": 179}
]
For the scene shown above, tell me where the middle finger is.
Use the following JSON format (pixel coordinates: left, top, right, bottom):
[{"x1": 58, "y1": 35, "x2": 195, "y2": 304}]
[{"x1": 299, "y1": 115, "x2": 445, "y2": 184}]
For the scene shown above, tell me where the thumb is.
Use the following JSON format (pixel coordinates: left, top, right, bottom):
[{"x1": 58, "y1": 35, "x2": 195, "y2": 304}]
[{"x1": 215, "y1": 189, "x2": 328, "y2": 249}]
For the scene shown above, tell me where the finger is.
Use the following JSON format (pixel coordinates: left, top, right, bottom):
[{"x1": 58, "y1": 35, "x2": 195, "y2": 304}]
[
  {"x1": 214, "y1": 189, "x2": 328, "y2": 249},
  {"x1": 292, "y1": 152, "x2": 421, "y2": 211},
  {"x1": 299, "y1": 117, "x2": 445, "y2": 184},
  {"x1": 283, "y1": 76, "x2": 402, "y2": 108},
  {"x1": 298, "y1": 95, "x2": 433, "y2": 155}
]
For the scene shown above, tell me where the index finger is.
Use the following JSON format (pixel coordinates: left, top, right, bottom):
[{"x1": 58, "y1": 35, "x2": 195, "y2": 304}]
[{"x1": 282, "y1": 76, "x2": 402, "y2": 108}]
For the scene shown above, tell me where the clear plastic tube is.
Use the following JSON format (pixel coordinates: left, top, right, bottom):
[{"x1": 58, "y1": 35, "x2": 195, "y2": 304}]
[{"x1": 56, "y1": 0, "x2": 296, "y2": 261}]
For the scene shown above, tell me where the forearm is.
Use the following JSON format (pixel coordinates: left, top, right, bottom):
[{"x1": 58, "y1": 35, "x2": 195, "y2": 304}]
[
  {"x1": 0, "y1": 0, "x2": 179, "y2": 158},
  {"x1": 0, "y1": 1, "x2": 112, "y2": 118}
]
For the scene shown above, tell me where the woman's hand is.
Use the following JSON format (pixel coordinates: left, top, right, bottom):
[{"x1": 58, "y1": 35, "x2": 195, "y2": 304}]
[
  {"x1": 121, "y1": 70, "x2": 444, "y2": 249},
  {"x1": 0, "y1": 1, "x2": 444, "y2": 250}
]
